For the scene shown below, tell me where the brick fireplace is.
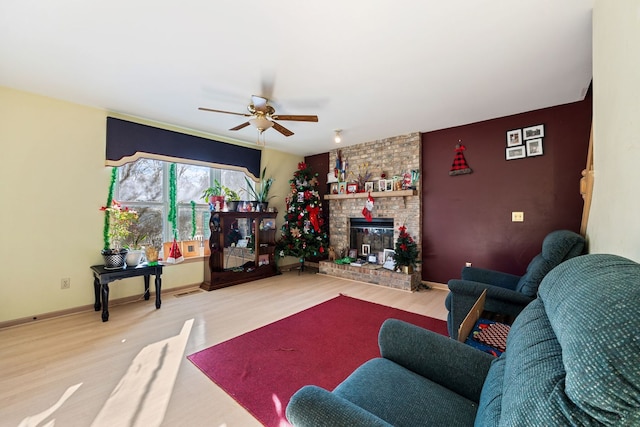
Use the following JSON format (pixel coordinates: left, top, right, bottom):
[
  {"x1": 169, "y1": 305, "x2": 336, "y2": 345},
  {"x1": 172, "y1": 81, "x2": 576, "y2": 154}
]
[{"x1": 320, "y1": 133, "x2": 422, "y2": 291}]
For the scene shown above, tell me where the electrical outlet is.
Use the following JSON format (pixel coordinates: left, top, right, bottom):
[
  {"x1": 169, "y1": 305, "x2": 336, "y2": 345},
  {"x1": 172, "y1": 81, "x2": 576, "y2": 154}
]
[
  {"x1": 61, "y1": 277, "x2": 71, "y2": 289},
  {"x1": 511, "y1": 211, "x2": 524, "y2": 222}
]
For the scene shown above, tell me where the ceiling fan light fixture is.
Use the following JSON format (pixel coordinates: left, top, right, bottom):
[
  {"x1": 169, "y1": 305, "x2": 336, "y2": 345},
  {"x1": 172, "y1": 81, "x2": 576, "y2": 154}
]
[
  {"x1": 334, "y1": 129, "x2": 342, "y2": 143},
  {"x1": 249, "y1": 116, "x2": 274, "y2": 134}
]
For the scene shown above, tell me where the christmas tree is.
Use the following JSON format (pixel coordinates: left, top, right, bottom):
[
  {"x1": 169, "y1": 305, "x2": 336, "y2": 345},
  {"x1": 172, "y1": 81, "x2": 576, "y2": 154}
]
[{"x1": 276, "y1": 162, "x2": 329, "y2": 270}]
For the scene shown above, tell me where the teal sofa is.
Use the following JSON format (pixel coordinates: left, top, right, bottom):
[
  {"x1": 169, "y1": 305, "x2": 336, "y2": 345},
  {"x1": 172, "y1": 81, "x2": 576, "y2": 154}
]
[{"x1": 286, "y1": 254, "x2": 640, "y2": 426}]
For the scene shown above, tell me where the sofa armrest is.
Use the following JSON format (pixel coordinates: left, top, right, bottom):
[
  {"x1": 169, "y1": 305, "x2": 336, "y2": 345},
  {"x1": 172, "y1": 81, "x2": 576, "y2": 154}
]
[
  {"x1": 461, "y1": 266, "x2": 521, "y2": 290},
  {"x1": 286, "y1": 385, "x2": 393, "y2": 427},
  {"x1": 378, "y1": 319, "x2": 494, "y2": 403},
  {"x1": 448, "y1": 279, "x2": 535, "y2": 310}
]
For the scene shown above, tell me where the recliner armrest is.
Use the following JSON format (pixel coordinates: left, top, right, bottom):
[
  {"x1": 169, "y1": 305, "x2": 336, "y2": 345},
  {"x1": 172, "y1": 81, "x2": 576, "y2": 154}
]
[
  {"x1": 448, "y1": 279, "x2": 535, "y2": 309},
  {"x1": 378, "y1": 319, "x2": 494, "y2": 403},
  {"x1": 461, "y1": 266, "x2": 521, "y2": 290},
  {"x1": 286, "y1": 385, "x2": 393, "y2": 427}
]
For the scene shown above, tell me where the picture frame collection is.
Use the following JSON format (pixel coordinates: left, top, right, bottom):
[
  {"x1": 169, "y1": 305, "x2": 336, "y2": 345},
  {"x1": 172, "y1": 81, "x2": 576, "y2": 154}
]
[{"x1": 505, "y1": 124, "x2": 544, "y2": 160}]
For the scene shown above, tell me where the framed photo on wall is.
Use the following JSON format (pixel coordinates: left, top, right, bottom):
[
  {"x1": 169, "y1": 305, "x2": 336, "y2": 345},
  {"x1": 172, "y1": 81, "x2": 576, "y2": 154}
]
[
  {"x1": 506, "y1": 146, "x2": 526, "y2": 160},
  {"x1": 523, "y1": 124, "x2": 544, "y2": 140},
  {"x1": 526, "y1": 138, "x2": 543, "y2": 157},
  {"x1": 506, "y1": 129, "x2": 523, "y2": 147}
]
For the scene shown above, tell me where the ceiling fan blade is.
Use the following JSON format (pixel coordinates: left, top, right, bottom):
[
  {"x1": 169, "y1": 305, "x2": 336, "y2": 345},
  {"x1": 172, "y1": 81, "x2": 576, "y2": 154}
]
[
  {"x1": 271, "y1": 114, "x2": 318, "y2": 122},
  {"x1": 198, "y1": 107, "x2": 251, "y2": 117},
  {"x1": 230, "y1": 122, "x2": 251, "y2": 131},
  {"x1": 251, "y1": 95, "x2": 269, "y2": 113},
  {"x1": 272, "y1": 121, "x2": 294, "y2": 137}
]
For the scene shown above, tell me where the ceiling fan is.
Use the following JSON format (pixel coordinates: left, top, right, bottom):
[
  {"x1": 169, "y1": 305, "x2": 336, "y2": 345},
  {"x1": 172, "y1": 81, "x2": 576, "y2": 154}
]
[{"x1": 199, "y1": 95, "x2": 318, "y2": 137}]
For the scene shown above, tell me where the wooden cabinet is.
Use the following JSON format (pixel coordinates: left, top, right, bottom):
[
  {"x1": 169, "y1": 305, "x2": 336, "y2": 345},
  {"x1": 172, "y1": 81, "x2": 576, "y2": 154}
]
[{"x1": 201, "y1": 211, "x2": 278, "y2": 291}]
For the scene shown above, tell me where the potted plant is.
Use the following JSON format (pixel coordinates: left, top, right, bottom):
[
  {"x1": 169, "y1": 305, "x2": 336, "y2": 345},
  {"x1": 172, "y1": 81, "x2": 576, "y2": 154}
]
[
  {"x1": 100, "y1": 200, "x2": 139, "y2": 269},
  {"x1": 222, "y1": 186, "x2": 242, "y2": 212},
  {"x1": 244, "y1": 167, "x2": 275, "y2": 212},
  {"x1": 393, "y1": 225, "x2": 419, "y2": 274},
  {"x1": 123, "y1": 221, "x2": 147, "y2": 267},
  {"x1": 201, "y1": 179, "x2": 225, "y2": 211}
]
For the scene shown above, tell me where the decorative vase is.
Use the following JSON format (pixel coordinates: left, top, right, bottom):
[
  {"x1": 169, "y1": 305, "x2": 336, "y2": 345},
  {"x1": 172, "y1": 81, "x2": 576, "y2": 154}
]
[
  {"x1": 257, "y1": 202, "x2": 269, "y2": 212},
  {"x1": 145, "y1": 246, "x2": 159, "y2": 266},
  {"x1": 209, "y1": 195, "x2": 225, "y2": 211},
  {"x1": 125, "y1": 249, "x2": 145, "y2": 267},
  {"x1": 101, "y1": 248, "x2": 128, "y2": 269},
  {"x1": 226, "y1": 200, "x2": 240, "y2": 212},
  {"x1": 401, "y1": 265, "x2": 414, "y2": 274}
]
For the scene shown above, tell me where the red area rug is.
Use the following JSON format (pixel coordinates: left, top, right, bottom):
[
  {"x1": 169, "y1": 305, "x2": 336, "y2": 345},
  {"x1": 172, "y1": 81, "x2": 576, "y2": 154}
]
[{"x1": 187, "y1": 294, "x2": 447, "y2": 427}]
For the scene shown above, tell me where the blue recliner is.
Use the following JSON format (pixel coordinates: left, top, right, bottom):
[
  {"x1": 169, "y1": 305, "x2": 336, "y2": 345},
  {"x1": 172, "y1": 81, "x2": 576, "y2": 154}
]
[
  {"x1": 286, "y1": 254, "x2": 640, "y2": 426},
  {"x1": 445, "y1": 229, "x2": 584, "y2": 339}
]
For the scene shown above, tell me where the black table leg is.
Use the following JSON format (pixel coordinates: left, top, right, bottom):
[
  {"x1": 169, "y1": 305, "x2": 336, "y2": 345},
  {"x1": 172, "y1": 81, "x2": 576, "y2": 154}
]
[
  {"x1": 143, "y1": 275, "x2": 150, "y2": 301},
  {"x1": 155, "y1": 274, "x2": 162, "y2": 309},
  {"x1": 93, "y1": 277, "x2": 101, "y2": 311},
  {"x1": 101, "y1": 283, "x2": 110, "y2": 322}
]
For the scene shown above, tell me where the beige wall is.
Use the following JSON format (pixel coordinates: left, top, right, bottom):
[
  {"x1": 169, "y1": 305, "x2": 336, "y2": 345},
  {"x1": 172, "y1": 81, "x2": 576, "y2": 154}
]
[
  {"x1": 588, "y1": 1, "x2": 640, "y2": 262},
  {"x1": 0, "y1": 86, "x2": 301, "y2": 323}
]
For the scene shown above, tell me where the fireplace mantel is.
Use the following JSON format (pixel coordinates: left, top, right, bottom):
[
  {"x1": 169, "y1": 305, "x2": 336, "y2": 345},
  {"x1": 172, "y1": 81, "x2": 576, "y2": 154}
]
[{"x1": 324, "y1": 189, "x2": 416, "y2": 200}]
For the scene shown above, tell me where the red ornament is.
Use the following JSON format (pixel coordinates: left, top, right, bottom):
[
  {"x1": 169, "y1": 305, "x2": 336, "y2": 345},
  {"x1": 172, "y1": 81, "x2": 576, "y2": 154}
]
[{"x1": 306, "y1": 205, "x2": 321, "y2": 232}]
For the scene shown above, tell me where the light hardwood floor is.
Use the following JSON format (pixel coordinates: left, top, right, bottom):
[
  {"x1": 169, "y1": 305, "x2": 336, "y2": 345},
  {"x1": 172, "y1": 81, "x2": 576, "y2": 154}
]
[{"x1": 0, "y1": 271, "x2": 448, "y2": 427}]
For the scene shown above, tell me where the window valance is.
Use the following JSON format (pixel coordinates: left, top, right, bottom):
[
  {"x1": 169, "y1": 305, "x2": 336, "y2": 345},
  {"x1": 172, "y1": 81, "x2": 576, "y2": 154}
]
[{"x1": 106, "y1": 117, "x2": 261, "y2": 180}]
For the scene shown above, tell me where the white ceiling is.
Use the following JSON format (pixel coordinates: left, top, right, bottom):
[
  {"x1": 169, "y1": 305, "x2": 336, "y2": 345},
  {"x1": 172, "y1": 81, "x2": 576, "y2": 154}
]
[{"x1": 0, "y1": 1, "x2": 593, "y2": 156}]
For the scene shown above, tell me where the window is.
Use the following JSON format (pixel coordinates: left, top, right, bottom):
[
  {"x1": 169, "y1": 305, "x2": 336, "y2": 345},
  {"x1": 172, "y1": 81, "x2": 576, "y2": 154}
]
[{"x1": 116, "y1": 158, "x2": 253, "y2": 249}]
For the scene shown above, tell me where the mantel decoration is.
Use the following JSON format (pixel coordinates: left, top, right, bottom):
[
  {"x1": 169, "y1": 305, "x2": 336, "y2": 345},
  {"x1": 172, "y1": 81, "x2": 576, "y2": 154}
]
[
  {"x1": 276, "y1": 162, "x2": 329, "y2": 271},
  {"x1": 100, "y1": 168, "x2": 139, "y2": 269},
  {"x1": 393, "y1": 225, "x2": 419, "y2": 274},
  {"x1": 350, "y1": 162, "x2": 372, "y2": 191}
]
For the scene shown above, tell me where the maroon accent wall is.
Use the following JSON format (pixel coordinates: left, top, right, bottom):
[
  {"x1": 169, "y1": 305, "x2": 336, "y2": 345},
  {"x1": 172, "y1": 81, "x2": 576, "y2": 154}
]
[
  {"x1": 305, "y1": 152, "x2": 331, "y2": 231},
  {"x1": 421, "y1": 97, "x2": 592, "y2": 284}
]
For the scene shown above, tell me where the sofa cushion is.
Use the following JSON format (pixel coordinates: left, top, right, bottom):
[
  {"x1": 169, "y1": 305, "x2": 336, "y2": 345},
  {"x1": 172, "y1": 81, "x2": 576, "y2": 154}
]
[
  {"x1": 334, "y1": 358, "x2": 478, "y2": 426},
  {"x1": 474, "y1": 355, "x2": 505, "y2": 427},
  {"x1": 538, "y1": 254, "x2": 640, "y2": 425},
  {"x1": 499, "y1": 298, "x2": 580, "y2": 425}
]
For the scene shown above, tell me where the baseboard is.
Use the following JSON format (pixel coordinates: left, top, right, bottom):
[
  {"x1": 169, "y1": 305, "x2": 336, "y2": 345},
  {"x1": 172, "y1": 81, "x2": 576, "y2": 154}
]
[
  {"x1": 0, "y1": 282, "x2": 202, "y2": 330},
  {"x1": 423, "y1": 280, "x2": 448, "y2": 291}
]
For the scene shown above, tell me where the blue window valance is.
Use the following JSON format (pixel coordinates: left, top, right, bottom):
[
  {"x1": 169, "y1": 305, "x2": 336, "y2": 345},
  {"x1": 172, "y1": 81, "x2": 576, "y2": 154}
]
[{"x1": 106, "y1": 117, "x2": 261, "y2": 180}]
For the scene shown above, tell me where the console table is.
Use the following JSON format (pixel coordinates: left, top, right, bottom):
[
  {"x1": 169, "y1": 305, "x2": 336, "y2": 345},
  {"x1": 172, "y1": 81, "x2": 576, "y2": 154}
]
[{"x1": 90, "y1": 264, "x2": 163, "y2": 322}]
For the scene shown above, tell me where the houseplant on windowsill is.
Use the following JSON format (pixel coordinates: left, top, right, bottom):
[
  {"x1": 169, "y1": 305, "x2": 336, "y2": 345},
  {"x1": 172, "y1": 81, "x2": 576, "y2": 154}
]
[
  {"x1": 201, "y1": 179, "x2": 225, "y2": 211},
  {"x1": 393, "y1": 225, "x2": 419, "y2": 274},
  {"x1": 244, "y1": 167, "x2": 275, "y2": 212},
  {"x1": 223, "y1": 186, "x2": 242, "y2": 212}
]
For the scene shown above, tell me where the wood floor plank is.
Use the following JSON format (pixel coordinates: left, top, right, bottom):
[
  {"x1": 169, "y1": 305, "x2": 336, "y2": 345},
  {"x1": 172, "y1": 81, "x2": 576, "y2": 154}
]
[{"x1": 0, "y1": 272, "x2": 448, "y2": 427}]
